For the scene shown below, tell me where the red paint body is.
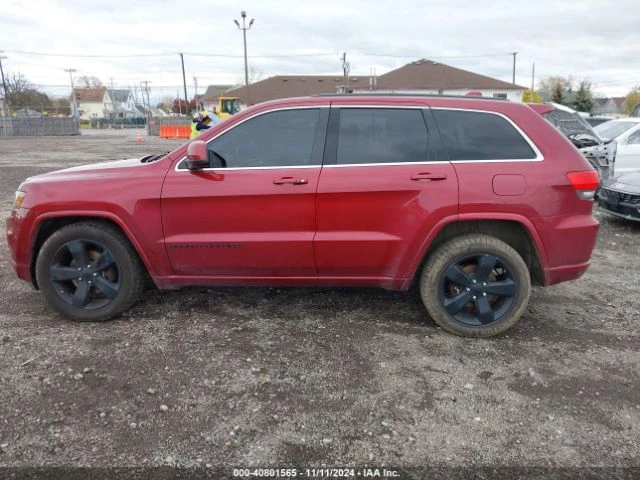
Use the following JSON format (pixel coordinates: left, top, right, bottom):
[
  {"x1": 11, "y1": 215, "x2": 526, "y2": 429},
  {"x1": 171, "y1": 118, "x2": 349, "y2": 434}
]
[{"x1": 6, "y1": 96, "x2": 598, "y2": 291}]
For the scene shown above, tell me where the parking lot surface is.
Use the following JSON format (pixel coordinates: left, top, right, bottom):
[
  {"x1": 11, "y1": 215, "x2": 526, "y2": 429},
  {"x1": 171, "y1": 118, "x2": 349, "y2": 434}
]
[{"x1": 0, "y1": 131, "x2": 638, "y2": 474}]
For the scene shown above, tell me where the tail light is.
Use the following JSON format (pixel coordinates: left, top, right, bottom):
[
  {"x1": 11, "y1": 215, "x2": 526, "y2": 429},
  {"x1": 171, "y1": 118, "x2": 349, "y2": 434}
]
[{"x1": 567, "y1": 171, "x2": 600, "y2": 200}]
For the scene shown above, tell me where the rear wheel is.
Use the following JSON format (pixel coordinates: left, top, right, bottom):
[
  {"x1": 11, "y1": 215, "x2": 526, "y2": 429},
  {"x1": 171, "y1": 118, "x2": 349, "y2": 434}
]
[
  {"x1": 35, "y1": 222, "x2": 145, "y2": 322},
  {"x1": 420, "y1": 234, "x2": 531, "y2": 337}
]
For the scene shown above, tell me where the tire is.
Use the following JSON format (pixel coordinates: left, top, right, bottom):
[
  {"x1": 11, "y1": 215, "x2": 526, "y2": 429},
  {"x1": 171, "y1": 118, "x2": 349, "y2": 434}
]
[
  {"x1": 420, "y1": 234, "x2": 531, "y2": 337},
  {"x1": 35, "y1": 222, "x2": 145, "y2": 322}
]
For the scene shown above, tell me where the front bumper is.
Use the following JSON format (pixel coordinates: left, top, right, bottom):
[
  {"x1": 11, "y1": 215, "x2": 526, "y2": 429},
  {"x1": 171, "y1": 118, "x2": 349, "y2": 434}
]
[
  {"x1": 5, "y1": 208, "x2": 33, "y2": 284},
  {"x1": 598, "y1": 189, "x2": 640, "y2": 222},
  {"x1": 598, "y1": 200, "x2": 640, "y2": 222}
]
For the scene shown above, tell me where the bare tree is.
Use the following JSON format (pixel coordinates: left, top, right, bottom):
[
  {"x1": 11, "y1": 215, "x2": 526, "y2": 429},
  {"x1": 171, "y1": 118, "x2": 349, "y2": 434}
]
[
  {"x1": 77, "y1": 75, "x2": 104, "y2": 88},
  {"x1": 235, "y1": 66, "x2": 264, "y2": 85},
  {"x1": 5, "y1": 71, "x2": 52, "y2": 110}
]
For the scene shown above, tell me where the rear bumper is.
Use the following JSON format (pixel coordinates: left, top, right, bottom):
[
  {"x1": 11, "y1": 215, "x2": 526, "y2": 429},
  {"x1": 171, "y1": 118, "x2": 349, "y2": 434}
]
[
  {"x1": 545, "y1": 261, "x2": 591, "y2": 285},
  {"x1": 532, "y1": 213, "x2": 599, "y2": 286}
]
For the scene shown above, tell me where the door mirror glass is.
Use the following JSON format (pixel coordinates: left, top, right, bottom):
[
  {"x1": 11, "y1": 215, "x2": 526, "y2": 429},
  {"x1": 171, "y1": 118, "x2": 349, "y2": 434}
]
[{"x1": 186, "y1": 140, "x2": 209, "y2": 170}]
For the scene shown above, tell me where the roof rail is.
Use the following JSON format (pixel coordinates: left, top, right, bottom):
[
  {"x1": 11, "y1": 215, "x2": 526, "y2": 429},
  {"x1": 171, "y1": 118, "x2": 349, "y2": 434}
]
[{"x1": 311, "y1": 92, "x2": 509, "y2": 101}]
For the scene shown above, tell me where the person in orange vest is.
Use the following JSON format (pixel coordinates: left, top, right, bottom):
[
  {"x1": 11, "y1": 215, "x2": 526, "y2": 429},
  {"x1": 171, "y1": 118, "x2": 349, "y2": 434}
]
[{"x1": 190, "y1": 111, "x2": 215, "y2": 139}]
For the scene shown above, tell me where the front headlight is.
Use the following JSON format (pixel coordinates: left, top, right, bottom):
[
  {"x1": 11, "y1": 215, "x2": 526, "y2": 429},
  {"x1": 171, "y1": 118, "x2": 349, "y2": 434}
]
[{"x1": 14, "y1": 190, "x2": 26, "y2": 209}]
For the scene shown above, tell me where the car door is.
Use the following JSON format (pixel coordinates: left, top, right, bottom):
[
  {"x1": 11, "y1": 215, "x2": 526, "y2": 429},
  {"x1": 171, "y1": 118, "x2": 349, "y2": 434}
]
[
  {"x1": 162, "y1": 107, "x2": 328, "y2": 276},
  {"x1": 314, "y1": 106, "x2": 458, "y2": 279},
  {"x1": 615, "y1": 126, "x2": 640, "y2": 174}
]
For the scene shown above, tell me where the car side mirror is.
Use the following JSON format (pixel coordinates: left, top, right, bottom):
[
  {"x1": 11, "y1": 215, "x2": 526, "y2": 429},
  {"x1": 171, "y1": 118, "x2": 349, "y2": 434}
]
[{"x1": 186, "y1": 140, "x2": 209, "y2": 170}]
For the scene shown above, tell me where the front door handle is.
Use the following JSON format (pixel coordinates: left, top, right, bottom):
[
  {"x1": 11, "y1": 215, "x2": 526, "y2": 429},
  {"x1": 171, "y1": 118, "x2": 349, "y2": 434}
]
[
  {"x1": 273, "y1": 177, "x2": 308, "y2": 185},
  {"x1": 411, "y1": 172, "x2": 448, "y2": 181}
]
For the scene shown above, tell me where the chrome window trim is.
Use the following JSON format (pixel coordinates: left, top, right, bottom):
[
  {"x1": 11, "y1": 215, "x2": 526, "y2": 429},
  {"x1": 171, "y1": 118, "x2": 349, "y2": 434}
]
[
  {"x1": 430, "y1": 107, "x2": 544, "y2": 162},
  {"x1": 324, "y1": 161, "x2": 442, "y2": 168},
  {"x1": 175, "y1": 104, "x2": 544, "y2": 171},
  {"x1": 175, "y1": 106, "x2": 328, "y2": 172}
]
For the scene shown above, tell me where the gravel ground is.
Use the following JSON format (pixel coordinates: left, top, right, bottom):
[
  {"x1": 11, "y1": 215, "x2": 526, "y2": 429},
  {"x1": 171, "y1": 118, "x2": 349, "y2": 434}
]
[{"x1": 0, "y1": 131, "x2": 638, "y2": 478}]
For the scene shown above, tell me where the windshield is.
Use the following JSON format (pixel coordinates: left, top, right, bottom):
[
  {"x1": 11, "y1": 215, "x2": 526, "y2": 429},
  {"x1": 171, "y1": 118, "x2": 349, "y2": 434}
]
[
  {"x1": 220, "y1": 98, "x2": 241, "y2": 115},
  {"x1": 594, "y1": 120, "x2": 638, "y2": 141}
]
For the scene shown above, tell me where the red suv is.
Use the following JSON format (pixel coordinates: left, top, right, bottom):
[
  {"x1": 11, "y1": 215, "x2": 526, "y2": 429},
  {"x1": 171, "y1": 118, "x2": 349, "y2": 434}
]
[{"x1": 6, "y1": 95, "x2": 600, "y2": 337}]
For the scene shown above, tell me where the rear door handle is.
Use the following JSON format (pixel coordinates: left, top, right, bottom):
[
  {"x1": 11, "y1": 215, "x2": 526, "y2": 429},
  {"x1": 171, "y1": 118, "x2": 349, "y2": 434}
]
[
  {"x1": 273, "y1": 177, "x2": 308, "y2": 185},
  {"x1": 410, "y1": 172, "x2": 448, "y2": 181}
]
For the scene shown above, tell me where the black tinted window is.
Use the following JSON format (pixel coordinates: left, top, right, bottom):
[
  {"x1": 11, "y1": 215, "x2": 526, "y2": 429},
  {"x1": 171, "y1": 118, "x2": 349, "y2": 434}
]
[
  {"x1": 433, "y1": 110, "x2": 536, "y2": 160},
  {"x1": 337, "y1": 109, "x2": 429, "y2": 164},
  {"x1": 207, "y1": 108, "x2": 320, "y2": 168}
]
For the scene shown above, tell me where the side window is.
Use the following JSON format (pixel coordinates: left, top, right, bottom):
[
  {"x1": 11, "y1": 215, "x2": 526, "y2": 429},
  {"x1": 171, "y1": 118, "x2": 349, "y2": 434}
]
[
  {"x1": 207, "y1": 108, "x2": 320, "y2": 168},
  {"x1": 337, "y1": 109, "x2": 429, "y2": 164},
  {"x1": 433, "y1": 109, "x2": 537, "y2": 160},
  {"x1": 627, "y1": 129, "x2": 640, "y2": 145}
]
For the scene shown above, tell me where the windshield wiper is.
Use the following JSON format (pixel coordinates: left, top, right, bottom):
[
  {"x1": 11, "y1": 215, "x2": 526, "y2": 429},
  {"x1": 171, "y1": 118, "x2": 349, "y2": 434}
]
[{"x1": 140, "y1": 152, "x2": 169, "y2": 163}]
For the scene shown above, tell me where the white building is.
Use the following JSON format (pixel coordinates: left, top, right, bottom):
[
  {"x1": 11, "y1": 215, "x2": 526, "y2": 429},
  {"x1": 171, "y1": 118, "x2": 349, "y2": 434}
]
[{"x1": 72, "y1": 88, "x2": 113, "y2": 119}]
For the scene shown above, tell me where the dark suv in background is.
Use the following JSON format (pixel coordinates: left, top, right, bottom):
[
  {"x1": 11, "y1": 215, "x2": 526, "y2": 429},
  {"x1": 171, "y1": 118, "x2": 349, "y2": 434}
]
[{"x1": 7, "y1": 94, "x2": 600, "y2": 337}]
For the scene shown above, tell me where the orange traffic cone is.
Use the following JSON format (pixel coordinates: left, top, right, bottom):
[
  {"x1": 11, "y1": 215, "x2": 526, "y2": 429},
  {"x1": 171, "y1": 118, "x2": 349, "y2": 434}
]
[{"x1": 136, "y1": 131, "x2": 144, "y2": 143}]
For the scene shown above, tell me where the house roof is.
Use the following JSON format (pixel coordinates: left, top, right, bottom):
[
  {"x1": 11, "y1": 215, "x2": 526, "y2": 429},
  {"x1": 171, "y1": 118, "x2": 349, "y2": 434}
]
[
  {"x1": 376, "y1": 59, "x2": 525, "y2": 91},
  {"x1": 222, "y1": 59, "x2": 525, "y2": 105},
  {"x1": 225, "y1": 76, "x2": 369, "y2": 105},
  {"x1": 74, "y1": 87, "x2": 107, "y2": 102},
  {"x1": 14, "y1": 107, "x2": 43, "y2": 118},
  {"x1": 109, "y1": 89, "x2": 130, "y2": 103},
  {"x1": 202, "y1": 85, "x2": 236, "y2": 101},
  {"x1": 612, "y1": 97, "x2": 626, "y2": 107}
]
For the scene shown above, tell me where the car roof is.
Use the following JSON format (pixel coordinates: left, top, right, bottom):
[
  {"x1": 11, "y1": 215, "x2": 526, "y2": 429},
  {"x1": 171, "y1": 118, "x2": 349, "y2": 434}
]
[{"x1": 605, "y1": 117, "x2": 640, "y2": 123}]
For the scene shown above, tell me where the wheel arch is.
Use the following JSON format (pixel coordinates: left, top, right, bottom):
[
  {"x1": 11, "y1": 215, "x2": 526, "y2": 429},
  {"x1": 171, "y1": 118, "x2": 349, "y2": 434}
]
[
  {"x1": 29, "y1": 213, "x2": 156, "y2": 289},
  {"x1": 410, "y1": 216, "x2": 548, "y2": 288}
]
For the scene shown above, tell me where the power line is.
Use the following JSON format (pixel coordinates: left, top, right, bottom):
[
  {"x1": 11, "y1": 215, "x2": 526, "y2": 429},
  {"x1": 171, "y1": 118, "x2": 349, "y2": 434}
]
[
  {"x1": 6, "y1": 49, "x2": 336, "y2": 59},
  {"x1": 5, "y1": 49, "x2": 517, "y2": 60}
]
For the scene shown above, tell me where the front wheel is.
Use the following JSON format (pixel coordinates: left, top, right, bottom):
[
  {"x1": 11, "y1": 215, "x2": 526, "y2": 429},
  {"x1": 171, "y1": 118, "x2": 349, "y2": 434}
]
[
  {"x1": 35, "y1": 222, "x2": 145, "y2": 322},
  {"x1": 420, "y1": 234, "x2": 531, "y2": 337}
]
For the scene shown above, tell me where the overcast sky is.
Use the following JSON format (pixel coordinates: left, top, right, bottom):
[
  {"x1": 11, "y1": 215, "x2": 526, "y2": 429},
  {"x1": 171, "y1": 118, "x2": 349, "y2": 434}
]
[{"x1": 1, "y1": 0, "x2": 638, "y2": 102}]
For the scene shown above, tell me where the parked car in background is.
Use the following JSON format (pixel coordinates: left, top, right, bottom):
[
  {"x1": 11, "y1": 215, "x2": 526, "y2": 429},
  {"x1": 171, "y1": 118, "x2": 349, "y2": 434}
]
[
  {"x1": 593, "y1": 118, "x2": 640, "y2": 174},
  {"x1": 528, "y1": 102, "x2": 615, "y2": 180},
  {"x1": 583, "y1": 116, "x2": 613, "y2": 127},
  {"x1": 598, "y1": 172, "x2": 640, "y2": 222},
  {"x1": 7, "y1": 94, "x2": 600, "y2": 338}
]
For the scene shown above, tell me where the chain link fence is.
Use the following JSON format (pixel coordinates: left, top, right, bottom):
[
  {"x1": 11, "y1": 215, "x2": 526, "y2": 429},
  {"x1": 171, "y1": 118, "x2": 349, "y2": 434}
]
[{"x1": 0, "y1": 116, "x2": 79, "y2": 136}]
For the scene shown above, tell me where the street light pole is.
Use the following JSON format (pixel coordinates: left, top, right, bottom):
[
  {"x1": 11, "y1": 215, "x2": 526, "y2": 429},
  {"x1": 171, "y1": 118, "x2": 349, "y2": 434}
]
[{"x1": 234, "y1": 11, "x2": 254, "y2": 107}]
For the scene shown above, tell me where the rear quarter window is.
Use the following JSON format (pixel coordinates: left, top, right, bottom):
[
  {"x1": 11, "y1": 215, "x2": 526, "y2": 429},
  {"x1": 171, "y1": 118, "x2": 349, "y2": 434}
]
[{"x1": 433, "y1": 109, "x2": 537, "y2": 161}]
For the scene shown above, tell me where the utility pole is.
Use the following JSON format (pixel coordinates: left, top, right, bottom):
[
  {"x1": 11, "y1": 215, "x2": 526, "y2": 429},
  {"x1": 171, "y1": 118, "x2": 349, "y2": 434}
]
[
  {"x1": 141, "y1": 80, "x2": 152, "y2": 130},
  {"x1": 179, "y1": 53, "x2": 188, "y2": 113},
  {"x1": 512, "y1": 52, "x2": 518, "y2": 85},
  {"x1": 234, "y1": 10, "x2": 254, "y2": 106},
  {"x1": 530, "y1": 62, "x2": 536, "y2": 102},
  {"x1": 0, "y1": 52, "x2": 10, "y2": 117},
  {"x1": 193, "y1": 76, "x2": 198, "y2": 110},
  {"x1": 341, "y1": 52, "x2": 351, "y2": 92},
  {"x1": 64, "y1": 68, "x2": 77, "y2": 122},
  {"x1": 141, "y1": 80, "x2": 151, "y2": 111}
]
